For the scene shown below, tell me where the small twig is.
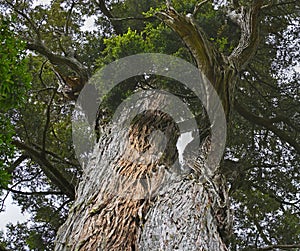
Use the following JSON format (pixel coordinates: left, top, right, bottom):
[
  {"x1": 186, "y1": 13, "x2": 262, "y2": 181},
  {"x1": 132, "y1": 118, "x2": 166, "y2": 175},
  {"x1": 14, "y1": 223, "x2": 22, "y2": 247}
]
[
  {"x1": 0, "y1": 190, "x2": 10, "y2": 211},
  {"x1": 4, "y1": 187, "x2": 64, "y2": 196},
  {"x1": 258, "y1": 244, "x2": 300, "y2": 250},
  {"x1": 42, "y1": 88, "x2": 57, "y2": 157},
  {"x1": 4, "y1": 0, "x2": 41, "y2": 40},
  {"x1": 38, "y1": 60, "x2": 48, "y2": 88},
  {"x1": 31, "y1": 142, "x2": 80, "y2": 167},
  {"x1": 111, "y1": 16, "x2": 156, "y2": 21},
  {"x1": 6, "y1": 154, "x2": 28, "y2": 174},
  {"x1": 261, "y1": 0, "x2": 298, "y2": 10},
  {"x1": 193, "y1": 0, "x2": 210, "y2": 16},
  {"x1": 64, "y1": 0, "x2": 76, "y2": 35}
]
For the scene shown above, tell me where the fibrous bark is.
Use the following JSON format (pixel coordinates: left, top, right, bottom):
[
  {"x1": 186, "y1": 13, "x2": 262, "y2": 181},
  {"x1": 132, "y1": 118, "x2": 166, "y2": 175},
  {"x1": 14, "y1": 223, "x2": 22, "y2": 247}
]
[
  {"x1": 55, "y1": 93, "x2": 229, "y2": 250},
  {"x1": 55, "y1": 2, "x2": 264, "y2": 250}
]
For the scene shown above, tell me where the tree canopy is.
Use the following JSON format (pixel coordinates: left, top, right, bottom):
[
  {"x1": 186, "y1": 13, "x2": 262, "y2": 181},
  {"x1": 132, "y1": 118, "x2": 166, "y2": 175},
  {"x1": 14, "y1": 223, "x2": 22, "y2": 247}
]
[{"x1": 0, "y1": 0, "x2": 299, "y2": 250}]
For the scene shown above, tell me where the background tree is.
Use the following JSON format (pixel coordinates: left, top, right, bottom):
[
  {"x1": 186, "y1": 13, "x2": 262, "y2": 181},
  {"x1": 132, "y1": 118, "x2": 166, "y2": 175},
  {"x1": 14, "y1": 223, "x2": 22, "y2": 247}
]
[{"x1": 0, "y1": 0, "x2": 299, "y2": 250}]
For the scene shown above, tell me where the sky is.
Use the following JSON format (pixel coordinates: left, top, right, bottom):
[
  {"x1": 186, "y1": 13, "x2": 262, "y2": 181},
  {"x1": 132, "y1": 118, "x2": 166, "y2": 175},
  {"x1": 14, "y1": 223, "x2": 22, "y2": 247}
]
[{"x1": 0, "y1": 195, "x2": 30, "y2": 234}]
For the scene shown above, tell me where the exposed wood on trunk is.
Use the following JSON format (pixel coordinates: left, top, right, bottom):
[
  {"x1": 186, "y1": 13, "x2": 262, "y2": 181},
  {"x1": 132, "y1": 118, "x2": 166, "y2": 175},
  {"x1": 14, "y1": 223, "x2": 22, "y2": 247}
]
[
  {"x1": 156, "y1": 6, "x2": 236, "y2": 121},
  {"x1": 228, "y1": 0, "x2": 264, "y2": 70}
]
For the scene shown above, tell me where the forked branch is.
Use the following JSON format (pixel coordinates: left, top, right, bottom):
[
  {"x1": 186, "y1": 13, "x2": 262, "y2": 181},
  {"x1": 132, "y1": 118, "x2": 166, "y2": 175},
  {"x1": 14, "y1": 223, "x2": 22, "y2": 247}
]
[
  {"x1": 27, "y1": 41, "x2": 89, "y2": 83},
  {"x1": 156, "y1": 7, "x2": 224, "y2": 83}
]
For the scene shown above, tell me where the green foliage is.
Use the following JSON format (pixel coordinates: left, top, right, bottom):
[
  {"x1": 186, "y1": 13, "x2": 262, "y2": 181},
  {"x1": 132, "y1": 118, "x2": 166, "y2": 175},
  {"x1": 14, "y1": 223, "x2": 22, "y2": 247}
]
[
  {"x1": 99, "y1": 28, "x2": 154, "y2": 65},
  {"x1": 0, "y1": 17, "x2": 31, "y2": 109},
  {"x1": 0, "y1": 16, "x2": 31, "y2": 189},
  {"x1": 1, "y1": 221, "x2": 55, "y2": 251}
]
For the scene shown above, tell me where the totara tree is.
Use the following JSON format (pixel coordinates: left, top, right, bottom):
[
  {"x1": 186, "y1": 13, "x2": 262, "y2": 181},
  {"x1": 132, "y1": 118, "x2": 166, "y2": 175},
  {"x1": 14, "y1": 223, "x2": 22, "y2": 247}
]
[{"x1": 0, "y1": 0, "x2": 299, "y2": 250}]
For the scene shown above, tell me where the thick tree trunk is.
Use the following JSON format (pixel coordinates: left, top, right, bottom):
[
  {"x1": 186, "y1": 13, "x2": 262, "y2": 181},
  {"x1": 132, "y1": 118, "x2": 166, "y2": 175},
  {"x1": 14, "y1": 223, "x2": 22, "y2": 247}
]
[
  {"x1": 55, "y1": 94, "x2": 229, "y2": 250},
  {"x1": 54, "y1": 2, "x2": 263, "y2": 250}
]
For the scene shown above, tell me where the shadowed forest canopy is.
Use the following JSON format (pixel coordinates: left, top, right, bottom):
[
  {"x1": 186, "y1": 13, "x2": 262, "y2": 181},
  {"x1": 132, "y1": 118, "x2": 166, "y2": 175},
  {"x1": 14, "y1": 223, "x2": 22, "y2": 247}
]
[{"x1": 0, "y1": 0, "x2": 299, "y2": 250}]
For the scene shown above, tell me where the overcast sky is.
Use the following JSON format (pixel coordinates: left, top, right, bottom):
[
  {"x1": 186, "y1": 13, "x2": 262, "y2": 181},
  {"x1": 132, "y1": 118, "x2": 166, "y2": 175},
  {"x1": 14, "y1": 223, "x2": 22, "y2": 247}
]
[{"x1": 0, "y1": 195, "x2": 30, "y2": 233}]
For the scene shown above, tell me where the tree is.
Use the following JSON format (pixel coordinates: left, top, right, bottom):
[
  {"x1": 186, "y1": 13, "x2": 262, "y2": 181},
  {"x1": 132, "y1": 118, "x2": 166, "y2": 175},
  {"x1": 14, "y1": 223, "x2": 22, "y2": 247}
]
[{"x1": 0, "y1": 0, "x2": 299, "y2": 250}]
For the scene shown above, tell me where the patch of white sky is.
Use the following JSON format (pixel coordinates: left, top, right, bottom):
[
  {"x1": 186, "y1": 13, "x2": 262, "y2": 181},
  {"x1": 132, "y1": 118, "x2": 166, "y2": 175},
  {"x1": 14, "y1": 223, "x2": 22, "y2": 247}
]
[
  {"x1": 32, "y1": 0, "x2": 97, "y2": 32},
  {"x1": 0, "y1": 194, "x2": 30, "y2": 234}
]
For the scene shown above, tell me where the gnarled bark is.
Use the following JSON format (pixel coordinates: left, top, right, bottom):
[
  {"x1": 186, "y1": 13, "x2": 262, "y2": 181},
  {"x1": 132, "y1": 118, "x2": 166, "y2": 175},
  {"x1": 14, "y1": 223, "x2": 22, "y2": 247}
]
[
  {"x1": 55, "y1": 95, "x2": 229, "y2": 250},
  {"x1": 54, "y1": 2, "x2": 264, "y2": 250}
]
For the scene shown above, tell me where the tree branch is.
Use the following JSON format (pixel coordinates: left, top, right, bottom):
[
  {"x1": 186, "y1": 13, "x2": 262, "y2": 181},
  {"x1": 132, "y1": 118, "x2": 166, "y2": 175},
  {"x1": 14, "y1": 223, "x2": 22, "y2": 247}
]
[
  {"x1": 156, "y1": 6, "x2": 236, "y2": 118},
  {"x1": 261, "y1": 0, "x2": 298, "y2": 10},
  {"x1": 228, "y1": 0, "x2": 264, "y2": 70},
  {"x1": 26, "y1": 41, "x2": 89, "y2": 83},
  {"x1": 4, "y1": 0, "x2": 41, "y2": 40},
  {"x1": 156, "y1": 7, "x2": 225, "y2": 84},
  {"x1": 252, "y1": 214, "x2": 272, "y2": 245},
  {"x1": 95, "y1": 0, "x2": 123, "y2": 34},
  {"x1": 42, "y1": 88, "x2": 57, "y2": 156},
  {"x1": 258, "y1": 244, "x2": 300, "y2": 250},
  {"x1": 6, "y1": 154, "x2": 28, "y2": 174},
  {"x1": 235, "y1": 101, "x2": 300, "y2": 153},
  {"x1": 31, "y1": 142, "x2": 80, "y2": 168},
  {"x1": 110, "y1": 16, "x2": 156, "y2": 21},
  {"x1": 4, "y1": 187, "x2": 64, "y2": 196},
  {"x1": 64, "y1": 0, "x2": 76, "y2": 36},
  {"x1": 193, "y1": 0, "x2": 211, "y2": 16},
  {"x1": 12, "y1": 139, "x2": 76, "y2": 199}
]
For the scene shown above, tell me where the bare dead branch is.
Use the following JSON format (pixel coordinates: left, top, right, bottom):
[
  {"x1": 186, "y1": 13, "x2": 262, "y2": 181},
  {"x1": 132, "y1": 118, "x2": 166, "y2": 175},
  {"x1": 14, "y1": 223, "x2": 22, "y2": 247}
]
[
  {"x1": 26, "y1": 41, "x2": 89, "y2": 83},
  {"x1": 228, "y1": 0, "x2": 264, "y2": 70},
  {"x1": 193, "y1": 0, "x2": 211, "y2": 16}
]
